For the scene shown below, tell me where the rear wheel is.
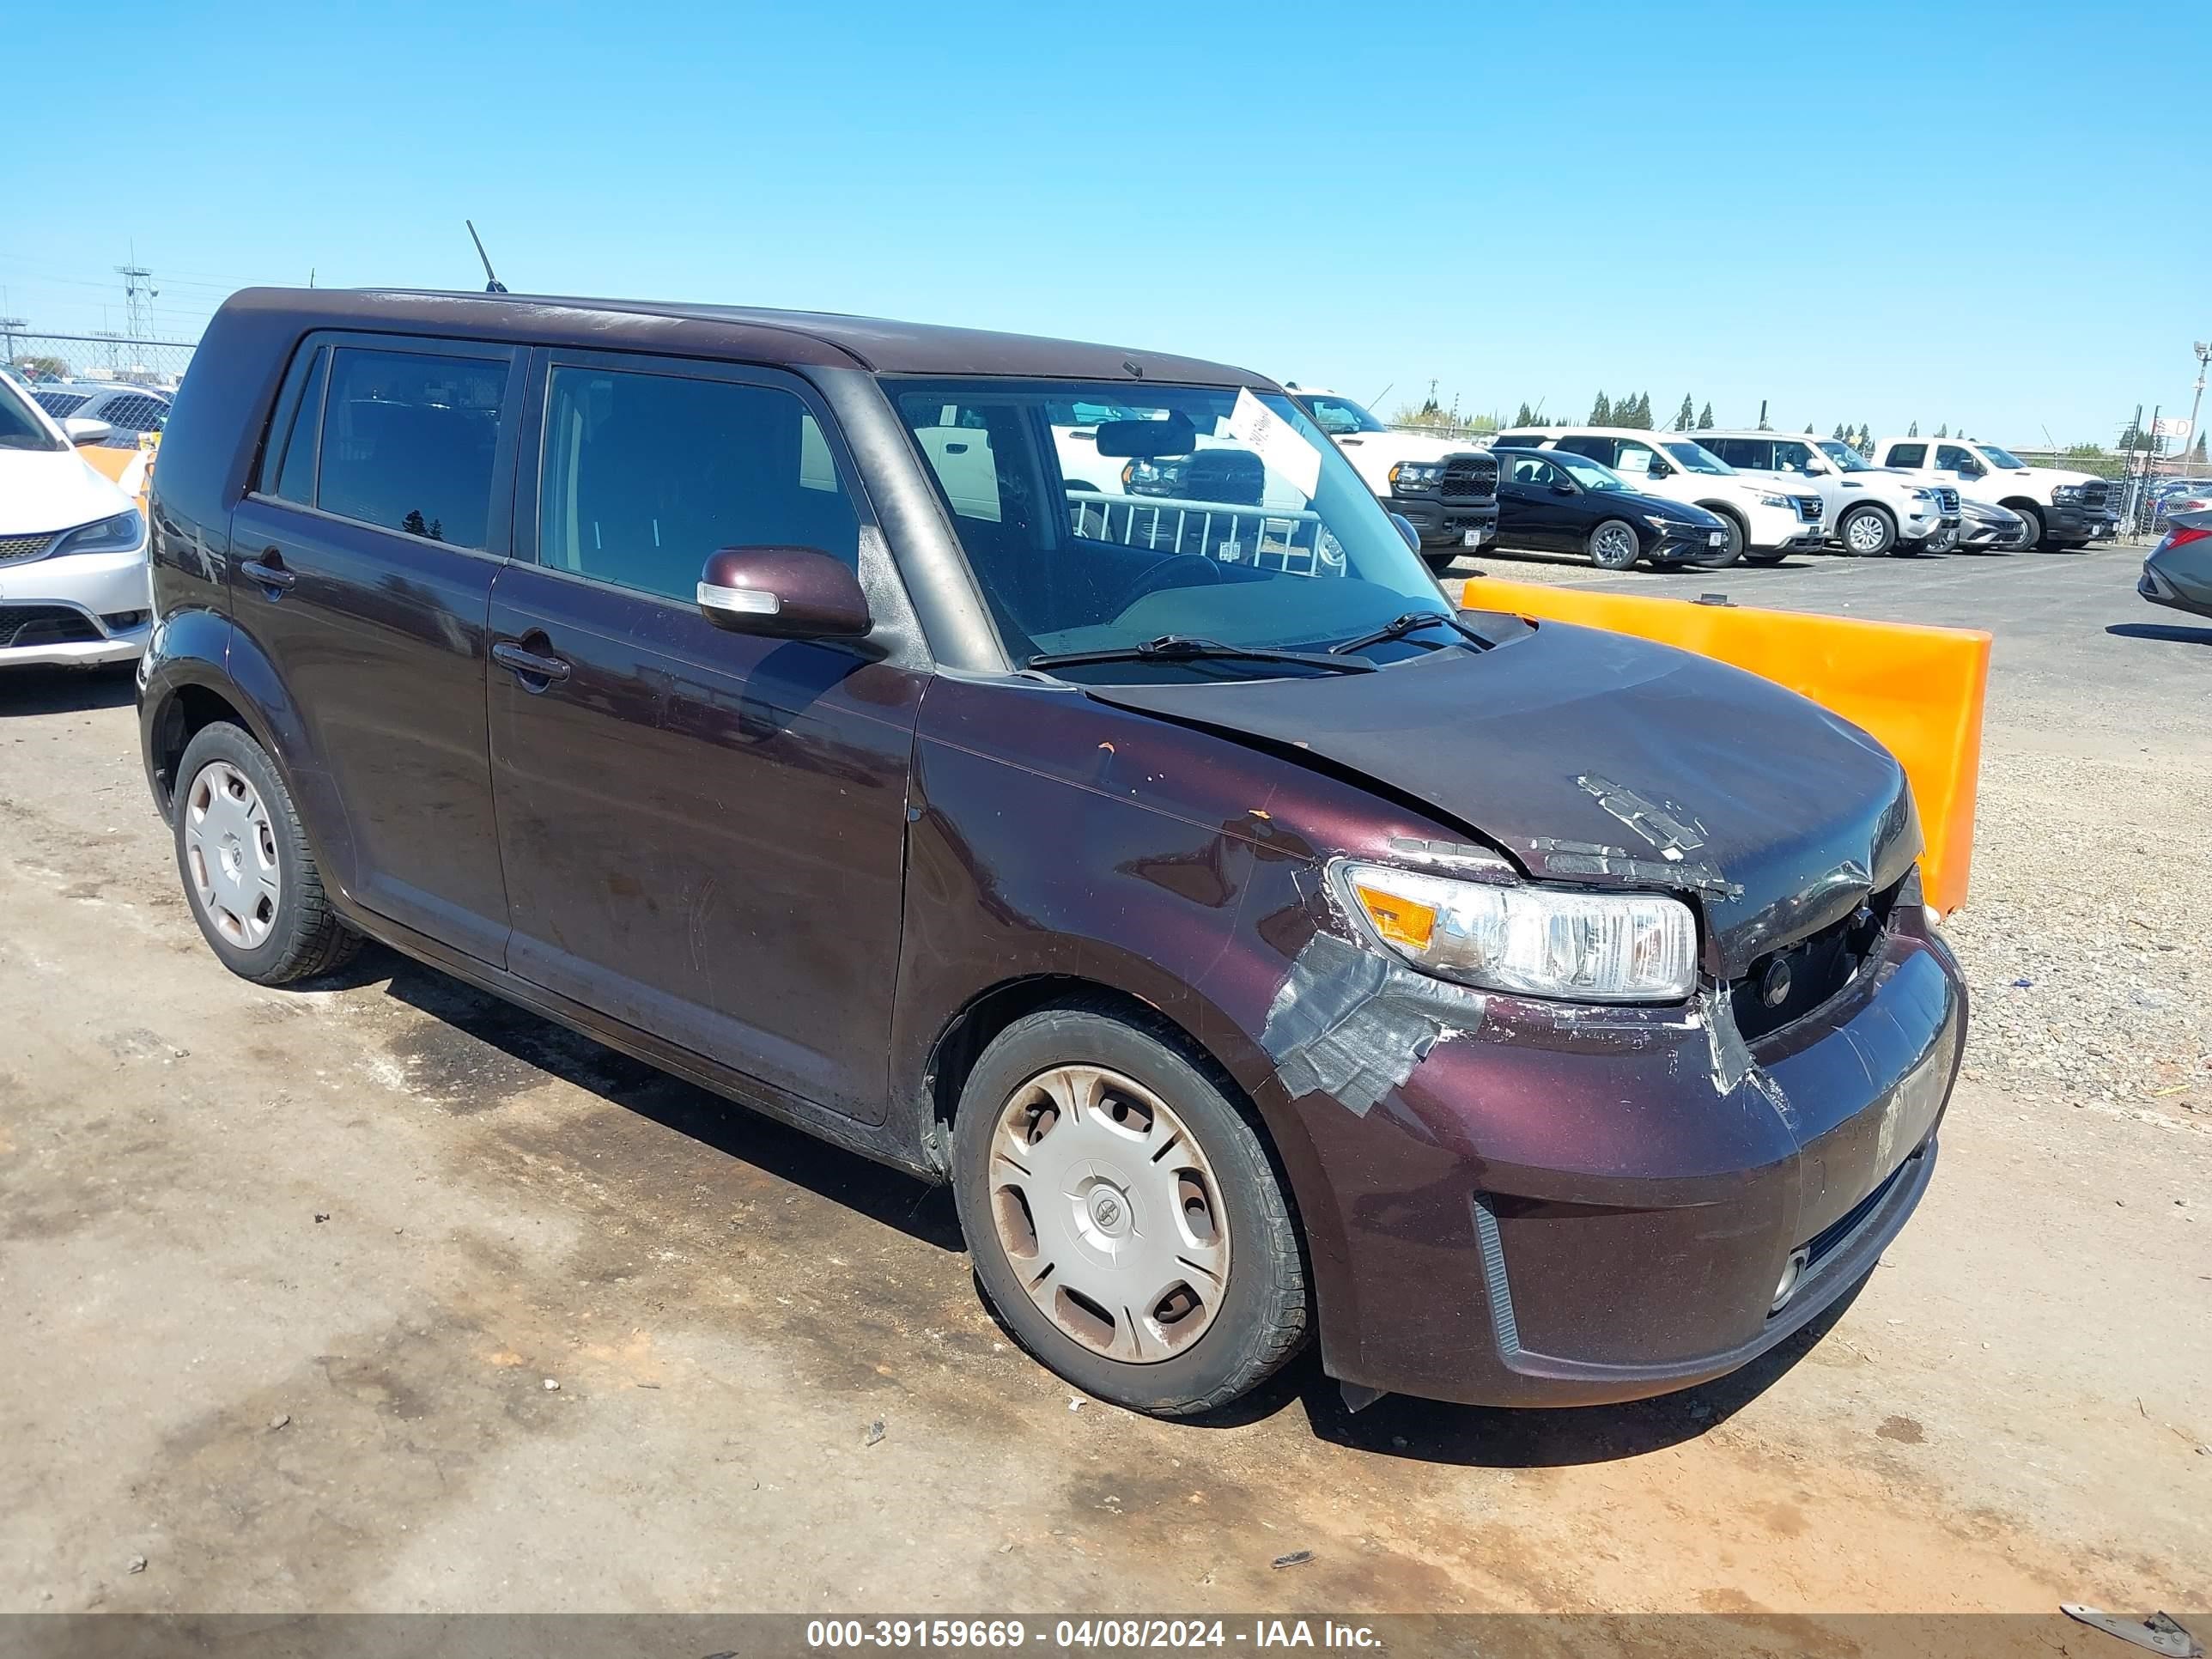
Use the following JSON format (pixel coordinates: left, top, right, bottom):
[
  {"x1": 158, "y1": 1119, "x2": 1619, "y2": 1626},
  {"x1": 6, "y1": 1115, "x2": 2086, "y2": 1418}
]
[
  {"x1": 1587, "y1": 519, "x2": 1641, "y2": 571},
  {"x1": 1838, "y1": 504, "x2": 1897, "y2": 557},
  {"x1": 1689, "y1": 509, "x2": 1744, "y2": 568},
  {"x1": 173, "y1": 722, "x2": 362, "y2": 986},
  {"x1": 951, "y1": 1006, "x2": 1308, "y2": 1417}
]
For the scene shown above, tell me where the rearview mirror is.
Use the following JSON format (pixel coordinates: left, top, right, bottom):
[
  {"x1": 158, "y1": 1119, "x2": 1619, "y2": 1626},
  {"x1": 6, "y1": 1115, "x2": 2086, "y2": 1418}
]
[
  {"x1": 1093, "y1": 414, "x2": 1199, "y2": 459},
  {"x1": 63, "y1": 416, "x2": 113, "y2": 447},
  {"x1": 698, "y1": 546, "x2": 872, "y2": 641}
]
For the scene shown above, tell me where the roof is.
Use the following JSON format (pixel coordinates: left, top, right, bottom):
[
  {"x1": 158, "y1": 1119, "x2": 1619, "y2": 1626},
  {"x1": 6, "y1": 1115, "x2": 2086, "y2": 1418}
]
[
  {"x1": 1496, "y1": 425, "x2": 1702, "y2": 440},
  {"x1": 212, "y1": 288, "x2": 1272, "y2": 387}
]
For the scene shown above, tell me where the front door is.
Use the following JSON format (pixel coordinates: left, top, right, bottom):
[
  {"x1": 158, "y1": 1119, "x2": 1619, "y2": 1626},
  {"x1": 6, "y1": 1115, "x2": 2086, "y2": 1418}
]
[
  {"x1": 485, "y1": 350, "x2": 923, "y2": 1125},
  {"x1": 228, "y1": 333, "x2": 522, "y2": 963},
  {"x1": 1498, "y1": 453, "x2": 1578, "y2": 550}
]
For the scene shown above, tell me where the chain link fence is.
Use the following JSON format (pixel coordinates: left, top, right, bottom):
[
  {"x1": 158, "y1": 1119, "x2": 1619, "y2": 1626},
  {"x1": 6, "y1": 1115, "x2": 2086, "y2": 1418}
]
[
  {"x1": 3, "y1": 331, "x2": 199, "y2": 449},
  {"x1": 3, "y1": 331, "x2": 198, "y2": 392}
]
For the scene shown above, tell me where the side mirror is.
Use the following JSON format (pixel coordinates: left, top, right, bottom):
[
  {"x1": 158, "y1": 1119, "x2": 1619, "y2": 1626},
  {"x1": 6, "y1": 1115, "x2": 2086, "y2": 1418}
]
[
  {"x1": 697, "y1": 546, "x2": 872, "y2": 641},
  {"x1": 1388, "y1": 512, "x2": 1420, "y2": 552},
  {"x1": 63, "y1": 416, "x2": 113, "y2": 447},
  {"x1": 1802, "y1": 459, "x2": 1830, "y2": 475},
  {"x1": 1647, "y1": 463, "x2": 1670, "y2": 479},
  {"x1": 1550, "y1": 480, "x2": 1577, "y2": 495}
]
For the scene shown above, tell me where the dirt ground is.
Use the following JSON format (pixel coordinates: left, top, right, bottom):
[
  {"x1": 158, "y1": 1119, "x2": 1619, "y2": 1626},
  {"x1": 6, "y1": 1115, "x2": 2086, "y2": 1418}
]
[{"x1": 1, "y1": 543, "x2": 2206, "y2": 1629}]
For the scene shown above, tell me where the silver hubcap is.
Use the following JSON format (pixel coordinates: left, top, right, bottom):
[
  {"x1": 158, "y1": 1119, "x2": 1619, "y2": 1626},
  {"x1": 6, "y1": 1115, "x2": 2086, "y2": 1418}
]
[
  {"x1": 1595, "y1": 525, "x2": 1636, "y2": 564},
  {"x1": 183, "y1": 760, "x2": 281, "y2": 949},
  {"x1": 1846, "y1": 513, "x2": 1886, "y2": 552},
  {"x1": 988, "y1": 1064, "x2": 1231, "y2": 1364}
]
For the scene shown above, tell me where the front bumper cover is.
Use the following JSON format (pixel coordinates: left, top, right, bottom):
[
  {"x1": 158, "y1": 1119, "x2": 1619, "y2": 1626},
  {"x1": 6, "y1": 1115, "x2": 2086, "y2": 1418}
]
[
  {"x1": 1286, "y1": 917, "x2": 1965, "y2": 1407},
  {"x1": 0, "y1": 546, "x2": 154, "y2": 666}
]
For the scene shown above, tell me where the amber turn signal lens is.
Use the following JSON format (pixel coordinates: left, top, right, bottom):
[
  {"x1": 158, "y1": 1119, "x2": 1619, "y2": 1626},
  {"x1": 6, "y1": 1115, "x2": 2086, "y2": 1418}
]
[{"x1": 1353, "y1": 882, "x2": 1437, "y2": 950}]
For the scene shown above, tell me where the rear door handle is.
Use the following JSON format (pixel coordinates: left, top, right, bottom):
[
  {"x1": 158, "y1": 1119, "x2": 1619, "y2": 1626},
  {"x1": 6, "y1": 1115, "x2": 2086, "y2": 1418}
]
[
  {"x1": 239, "y1": 550, "x2": 296, "y2": 591},
  {"x1": 491, "y1": 640, "x2": 572, "y2": 684}
]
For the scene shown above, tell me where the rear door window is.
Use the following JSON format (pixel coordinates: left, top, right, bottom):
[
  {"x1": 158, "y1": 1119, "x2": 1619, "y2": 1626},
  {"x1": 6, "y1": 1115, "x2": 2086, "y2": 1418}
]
[
  {"x1": 317, "y1": 347, "x2": 511, "y2": 548},
  {"x1": 536, "y1": 364, "x2": 862, "y2": 605}
]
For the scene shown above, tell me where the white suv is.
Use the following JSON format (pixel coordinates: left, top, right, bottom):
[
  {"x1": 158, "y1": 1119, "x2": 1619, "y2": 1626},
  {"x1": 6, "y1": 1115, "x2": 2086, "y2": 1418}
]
[
  {"x1": 1491, "y1": 427, "x2": 1826, "y2": 566},
  {"x1": 1872, "y1": 436, "x2": 2118, "y2": 550},
  {"x1": 1701, "y1": 431, "x2": 1959, "y2": 556}
]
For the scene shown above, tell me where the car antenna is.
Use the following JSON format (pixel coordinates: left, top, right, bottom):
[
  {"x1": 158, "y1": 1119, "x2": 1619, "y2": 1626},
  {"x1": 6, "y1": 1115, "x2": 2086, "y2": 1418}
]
[
  {"x1": 466, "y1": 220, "x2": 509, "y2": 295},
  {"x1": 1368, "y1": 382, "x2": 1393, "y2": 409}
]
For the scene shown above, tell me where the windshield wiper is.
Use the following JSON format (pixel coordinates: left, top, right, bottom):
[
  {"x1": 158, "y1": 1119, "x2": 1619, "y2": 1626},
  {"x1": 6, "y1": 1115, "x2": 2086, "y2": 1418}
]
[
  {"x1": 1328, "y1": 610, "x2": 1492, "y2": 657},
  {"x1": 1024, "y1": 635, "x2": 1377, "y2": 674}
]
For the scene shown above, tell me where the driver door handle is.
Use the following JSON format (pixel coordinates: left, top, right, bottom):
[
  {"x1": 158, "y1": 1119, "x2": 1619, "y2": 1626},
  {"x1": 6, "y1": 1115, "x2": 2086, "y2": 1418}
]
[
  {"x1": 491, "y1": 640, "x2": 571, "y2": 684},
  {"x1": 239, "y1": 550, "x2": 296, "y2": 591}
]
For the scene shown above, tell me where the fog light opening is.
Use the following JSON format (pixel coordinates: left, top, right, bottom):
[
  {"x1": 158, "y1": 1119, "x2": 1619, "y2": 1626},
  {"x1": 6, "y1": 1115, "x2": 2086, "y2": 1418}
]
[{"x1": 1771, "y1": 1247, "x2": 1812, "y2": 1314}]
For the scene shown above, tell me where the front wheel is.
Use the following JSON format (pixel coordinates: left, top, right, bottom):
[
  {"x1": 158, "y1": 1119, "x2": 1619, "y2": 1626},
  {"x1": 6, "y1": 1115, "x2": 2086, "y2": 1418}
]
[
  {"x1": 951, "y1": 1006, "x2": 1308, "y2": 1417},
  {"x1": 2013, "y1": 504, "x2": 2045, "y2": 550},
  {"x1": 1688, "y1": 511, "x2": 1744, "y2": 568},
  {"x1": 1838, "y1": 505, "x2": 1897, "y2": 557},
  {"x1": 1421, "y1": 550, "x2": 1458, "y2": 577},
  {"x1": 173, "y1": 722, "x2": 362, "y2": 986},
  {"x1": 1587, "y1": 518, "x2": 1641, "y2": 571}
]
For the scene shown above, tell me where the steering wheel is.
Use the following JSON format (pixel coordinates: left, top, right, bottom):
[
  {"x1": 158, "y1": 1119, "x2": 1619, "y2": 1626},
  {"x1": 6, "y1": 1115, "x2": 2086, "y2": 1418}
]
[{"x1": 1108, "y1": 553, "x2": 1222, "y2": 619}]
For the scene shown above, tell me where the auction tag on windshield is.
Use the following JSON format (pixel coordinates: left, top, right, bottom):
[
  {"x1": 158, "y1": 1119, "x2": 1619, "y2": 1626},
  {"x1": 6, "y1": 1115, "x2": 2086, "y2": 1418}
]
[{"x1": 1224, "y1": 388, "x2": 1322, "y2": 501}]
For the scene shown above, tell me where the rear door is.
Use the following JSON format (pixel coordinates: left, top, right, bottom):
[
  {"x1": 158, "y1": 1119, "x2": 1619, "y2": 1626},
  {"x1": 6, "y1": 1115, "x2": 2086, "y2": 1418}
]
[
  {"x1": 485, "y1": 349, "x2": 923, "y2": 1125},
  {"x1": 228, "y1": 333, "x2": 522, "y2": 963}
]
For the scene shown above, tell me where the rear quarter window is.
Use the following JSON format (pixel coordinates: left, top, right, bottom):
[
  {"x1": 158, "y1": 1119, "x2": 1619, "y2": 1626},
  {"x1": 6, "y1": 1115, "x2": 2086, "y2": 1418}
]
[{"x1": 1887, "y1": 443, "x2": 1927, "y2": 468}]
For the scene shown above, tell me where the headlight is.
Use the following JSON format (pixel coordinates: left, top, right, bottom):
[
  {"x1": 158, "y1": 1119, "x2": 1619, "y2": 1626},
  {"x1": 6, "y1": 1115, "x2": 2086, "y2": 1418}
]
[
  {"x1": 1334, "y1": 860, "x2": 1698, "y2": 1003},
  {"x1": 1389, "y1": 461, "x2": 1443, "y2": 492},
  {"x1": 1753, "y1": 490, "x2": 1792, "y2": 509},
  {"x1": 1909, "y1": 487, "x2": 1936, "y2": 502},
  {"x1": 1643, "y1": 513, "x2": 1675, "y2": 529},
  {"x1": 2050, "y1": 484, "x2": 2081, "y2": 504},
  {"x1": 50, "y1": 507, "x2": 144, "y2": 558}
]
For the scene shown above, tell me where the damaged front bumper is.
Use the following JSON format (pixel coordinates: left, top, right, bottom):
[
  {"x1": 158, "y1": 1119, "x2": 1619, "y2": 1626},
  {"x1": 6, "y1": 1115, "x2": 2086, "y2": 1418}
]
[{"x1": 1274, "y1": 909, "x2": 1965, "y2": 1408}]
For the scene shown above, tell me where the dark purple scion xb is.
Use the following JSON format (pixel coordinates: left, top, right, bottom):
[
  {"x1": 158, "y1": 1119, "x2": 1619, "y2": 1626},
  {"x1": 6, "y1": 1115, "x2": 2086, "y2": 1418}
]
[{"x1": 139, "y1": 289, "x2": 1965, "y2": 1415}]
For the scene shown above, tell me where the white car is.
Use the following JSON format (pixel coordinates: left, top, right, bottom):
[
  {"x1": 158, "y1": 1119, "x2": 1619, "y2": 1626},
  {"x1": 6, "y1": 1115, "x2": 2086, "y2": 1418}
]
[
  {"x1": 1700, "y1": 431, "x2": 1960, "y2": 556},
  {"x1": 0, "y1": 375, "x2": 154, "y2": 668},
  {"x1": 27, "y1": 380, "x2": 173, "y2": 447},
  {"x1": 1871, "y1": 435, "x2": 2118, "y2": 550},
  {"x1": 1491, "y1": 427, "x2": 1827, "y2": 566}
]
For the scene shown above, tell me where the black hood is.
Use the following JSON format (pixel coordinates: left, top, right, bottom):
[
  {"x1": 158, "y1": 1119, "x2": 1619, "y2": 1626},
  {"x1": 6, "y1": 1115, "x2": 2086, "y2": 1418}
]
[
  {"x1": 1085, "y1": 620, "x2": 1918, "y2": 977},
  {"x1": 1613, "y1": 489, "x2": 1724, "y2": 529}
]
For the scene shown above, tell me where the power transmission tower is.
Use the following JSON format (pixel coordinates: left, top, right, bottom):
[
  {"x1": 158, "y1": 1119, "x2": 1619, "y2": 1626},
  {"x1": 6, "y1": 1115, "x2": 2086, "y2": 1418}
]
[{"x1": 116, "y1": 254, "x2": 158, "y2": 340}]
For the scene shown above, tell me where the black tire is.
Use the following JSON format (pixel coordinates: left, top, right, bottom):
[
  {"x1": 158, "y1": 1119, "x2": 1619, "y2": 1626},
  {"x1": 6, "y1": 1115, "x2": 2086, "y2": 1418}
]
[
  {"x1": 1689, "y1": 508, "x2": 1744, "y2": 568},
  {"x1": 172, "y1": 721, "x2": 362, "y2": 986},
  {"x1": 2011, "y1": 504, "x2": 2045, "y2": 550},
  {"x1": 1742, "y1": 549, "x2": 1790, "y2": 565},
  {"x1": 1838, "y1": 504, "x2": 1897, "y2": 558},
  {"x1": 1421, "y1": 550, "x2": 1458, "y2": 577},
  {"x1": 1587, "y1": 518, "x2": 1641, "y2": 571},
  {"x1": 951, "y1": 1004, "x2": 1308, "y2": 1417}
]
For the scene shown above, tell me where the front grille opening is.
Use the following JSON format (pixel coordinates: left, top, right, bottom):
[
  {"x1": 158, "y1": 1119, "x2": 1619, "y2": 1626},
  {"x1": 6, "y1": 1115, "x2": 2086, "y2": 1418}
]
[
  {"x1": 1730, "y1": 875, "x2": 1904, "y2": 1042},
  {"x1": 0, "y1": 605, "x2": 102, "y2": 650}
]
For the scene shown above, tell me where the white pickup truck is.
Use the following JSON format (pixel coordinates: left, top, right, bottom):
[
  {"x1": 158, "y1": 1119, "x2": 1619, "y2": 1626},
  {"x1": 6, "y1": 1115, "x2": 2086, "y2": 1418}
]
[
  {"x1": 1283, "y1": 386, "x2": 1499, "y2": 568},
  {"x1": 1871, "y1": 436, "x2": 2118, "y2": 550},
  {"x1": 1700, "y1": 430, "x2": 1959, "y2": 556}
]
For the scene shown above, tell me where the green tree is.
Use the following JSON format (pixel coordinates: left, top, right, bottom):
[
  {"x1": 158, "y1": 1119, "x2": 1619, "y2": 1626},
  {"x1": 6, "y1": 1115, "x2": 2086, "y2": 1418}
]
[
  {"x1": 1511, "y1": 401, "x2": 1537, "y2": 428},
  {"x1": 2192, "y1": 432, "x2": 2209, "y2": 462},
  {"x1": 1674, "y1": 394, "x2": 1696, "y2": 431},
  {"x1": 1696, "y1": 402, "x2": 1715, "y2": 428},
  {"x1": 1935, "y1": 423, "x2": 1948, "y2": 439},
  {"x1": 1614, "y1": 392, "x2": 1652, "y2": 429},
  {"x1": 13, "y1": 354, "x2": 69, "y2": 380},
  {"x1": 1906, "y1": 421, "x2": 1919, "y2": 437},
  {"x1": 1589, "y1": 390, "x2": 1613, "y2": 424},
  {"x1": 1832, "y1": 423, "x2": 1848, "y2": 441}
]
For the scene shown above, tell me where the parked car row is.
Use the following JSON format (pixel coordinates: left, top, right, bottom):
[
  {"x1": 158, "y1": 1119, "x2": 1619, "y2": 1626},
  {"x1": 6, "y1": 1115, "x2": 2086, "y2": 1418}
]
[
  {"x1": 26, "y1": 380, "x2": 173, "y2": 447},
  {"x1": 1265, "y1": 391, "x2": 2124, "y2": 573}
]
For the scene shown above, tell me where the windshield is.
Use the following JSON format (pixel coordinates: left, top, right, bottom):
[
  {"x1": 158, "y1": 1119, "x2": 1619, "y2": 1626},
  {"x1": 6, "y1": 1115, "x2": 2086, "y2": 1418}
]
[
  {"x1": 1299, "y1": 394, "x2": 1388, "y2": 436},
  {"x1": 1976, "y1": 442, "x2": 2027, "y2": 469},
  {"x1": 0, "y1": 377, "x2": 67, "y2": 452},
  {"x1": 1553, "y1": 453, "x2": 1630, "y2": 491},
  {"x1": 895, "y1": 378, "x2": 1450, "y2": 677},
  {"x1": 1661, "y1": 441, "x2": 1735, "y2": 475},
  {"x1": 1816, "y1": 440, "x2": 1871, "y2": 472}
]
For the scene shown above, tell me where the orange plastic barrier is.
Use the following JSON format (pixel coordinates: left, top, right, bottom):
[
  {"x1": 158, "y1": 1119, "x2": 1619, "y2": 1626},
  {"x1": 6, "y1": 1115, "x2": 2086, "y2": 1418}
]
[
  {"x1": 1458, "y1": 575, "x2": 1989, "y2": 915},
  {"x1": 76, "y1": 441, "x2": 152, "y2": 515}
]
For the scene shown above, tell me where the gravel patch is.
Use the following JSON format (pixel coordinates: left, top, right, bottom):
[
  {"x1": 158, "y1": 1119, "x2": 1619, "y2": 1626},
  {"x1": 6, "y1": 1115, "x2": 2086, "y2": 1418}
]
[{"x1": 1942, "y1": 748, "x2": 2212, "y2": 1118}]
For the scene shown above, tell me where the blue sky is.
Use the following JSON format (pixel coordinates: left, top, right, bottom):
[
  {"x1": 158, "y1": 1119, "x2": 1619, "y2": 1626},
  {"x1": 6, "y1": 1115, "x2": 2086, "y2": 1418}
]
[{"x1": 7, "y1": 1, "x2": 2206, "y2": 446}]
